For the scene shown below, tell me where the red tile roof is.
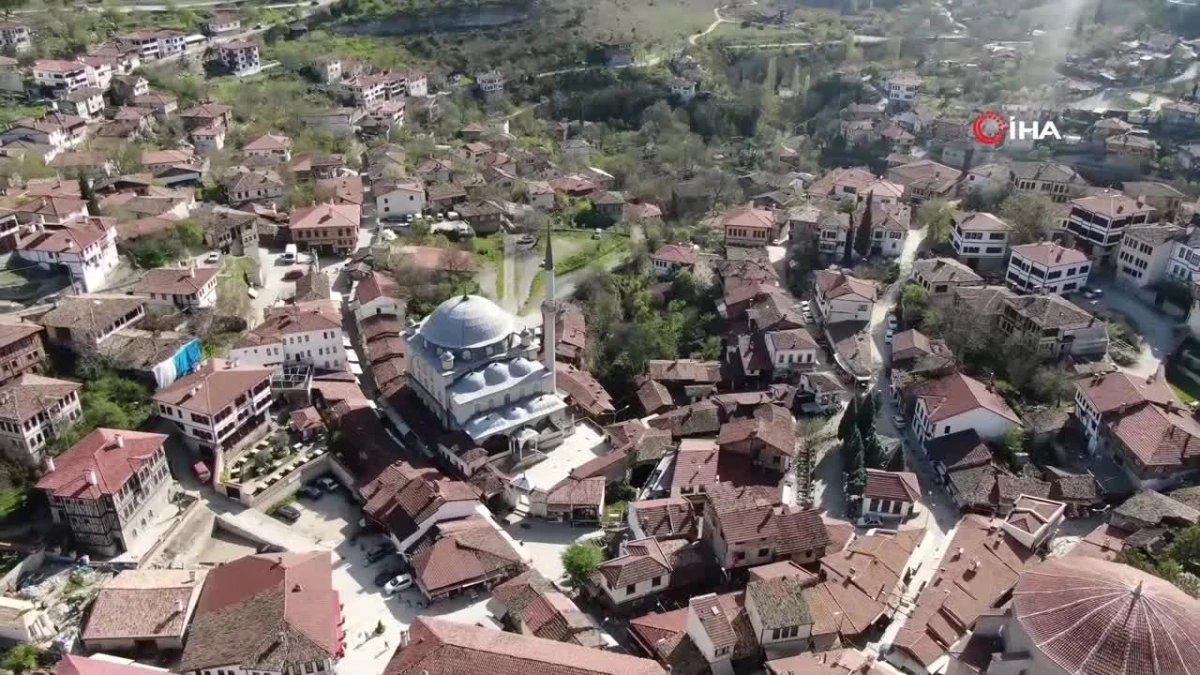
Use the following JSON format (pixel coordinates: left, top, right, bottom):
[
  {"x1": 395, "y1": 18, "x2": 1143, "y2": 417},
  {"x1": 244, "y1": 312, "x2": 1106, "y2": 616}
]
[
  {"x1": 1075, "y1": 370, "x2": 1174, "y2": 414},
  {"x1": 180, "y1": 552, "x2": 340, "y2": 673},
  {"x1": 36, "y1": 429, "x2": 166, "y2": 499},
  {"x1": 1012, "y1": 557, "x2": 1200, "y2": 675},
  {"x1": 546, "y1": 476, "x2": 605, "y2": 508},
  {"x1": 596, "y1": 537, "x2": 672, "y2": 588},
  {"x1": 288, "y1": 203, "x2": 360, "y2": 231},
  {"x1": 631, "y1": 497, "x2": 696, "y2": 539},
  {"x1": 648, "y1": 359, "x2": 722, "y2": 384},
  {"x1": 244, "y1": 133, "x2": 291, "y2": 151},
  {"x1": 1010, "y1": 241, "x2": 1089, "y2": 267},
  {"x1": 892, "y1": 515, "x2": 1043, "y2": 668},
  {"x1": 384, "y1": 617, "x2": 665, "y2": 675},
  {"x1": 814, "y1": 270, "x2": 879, "y2": 302},
  {"x1": 56, "y1": 654, "x2": 168, "y2": 675},
  {"x1": 153, "y1": 358, "x2": 271, "y2": 416},
  {"x1": 864, "y1": 469, "x2": 920, "y2": 502},
  {"x1": 133, "y1": 265, "x2": 218, "y2": 296},
  {"x1": 913, "y1": 372, "x2": 1021, "y2": 425},
  {"x1": 555, "y1": 363, "x2": 615, "y2": 418},
  {"x1": 82, "y1": 569, "x2": 205, "y2": 643},
  {"x1": 1107, "y1": 400, "x2": 1200, "y2": 468},
  {"x1": 652, "y1": 243, "x2": 698, "y2": 265},
  {"x1": 670, "y1": 439, "x2": 719, "y2": 494},
  {"x1": 717, "y1": 404, "x2": 797, "y2": 457},
  {"x1": 410, "y1": 517, "x2": 526, "y2": 594},
  {"x1": 235, "y1": 300, "x2": 340, "y2": 347},
  {"x1": 355, "y1": 270, "x2": 403, "y2": 305}
]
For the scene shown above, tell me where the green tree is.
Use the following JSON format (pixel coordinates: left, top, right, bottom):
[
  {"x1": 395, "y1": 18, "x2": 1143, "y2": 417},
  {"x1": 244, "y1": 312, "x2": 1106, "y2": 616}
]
[
  {"x1": 998, "y1": 193, "x2": 1056, "y2": 245},
  {"x1": 1, "y1": 644, "x2": 42, "y2": 674},
  {"x1": 561, "y1": 541, "x2": 605, "y2": 586},
  {"x1": 839, "y1": 197, "x2": 856, "y2": 267},
  {"x1": 1167, "y1": 526, "x2": 1200, "y2": 573},
  {"x1": 78, "y1": 171, "x2": 99, "y2": 216},
  {"x1": 176, "y1": 219, "x2": 205, "y2": 250},
  {"x1": 854, "y1": 197, "x2": 874, "y2": 258},
  {"x1": 917, "y1": 199, "x2": 954, "y2": 245},
  {"x1": 837, "y1": 395, "x2": 858, "y2": 441}
]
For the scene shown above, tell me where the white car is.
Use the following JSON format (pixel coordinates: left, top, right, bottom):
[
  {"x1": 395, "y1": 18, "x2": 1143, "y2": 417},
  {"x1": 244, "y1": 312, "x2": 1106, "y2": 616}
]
[
  {"x1": 859, "y1": 516, "x2": 884, "y2": 528},
  {"x1": 893, "y1": 414, "x2": 906, "y2": 428},
  {"x1": 887, "y1": 314, "x2": 898, "y2": 331},
  {"x1": 204, "y1": 251, "x2": 221, "y2": 264},
  {"x1": 384, "y1": 573, "x2": 413, "y2": 594},
  {"x1": 885, "y1": 329, "x2": 894, "y2": 343}
]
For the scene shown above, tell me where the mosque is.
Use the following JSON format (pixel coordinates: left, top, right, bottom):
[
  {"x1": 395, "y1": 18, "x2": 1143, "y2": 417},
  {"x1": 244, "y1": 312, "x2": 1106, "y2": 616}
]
[{"x1": 403, "y1": 235, "x2": 572, "y2": 452}]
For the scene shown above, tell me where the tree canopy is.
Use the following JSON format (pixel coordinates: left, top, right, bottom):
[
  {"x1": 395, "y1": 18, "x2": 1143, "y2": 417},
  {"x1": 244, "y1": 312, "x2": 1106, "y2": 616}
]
[{"x1": 561, "y1": 541, "x2": 605, "y2": 586}]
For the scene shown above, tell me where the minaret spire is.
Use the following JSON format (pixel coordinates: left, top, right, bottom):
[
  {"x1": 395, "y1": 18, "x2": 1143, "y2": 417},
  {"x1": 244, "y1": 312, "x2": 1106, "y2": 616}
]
[{"x1": 542, "y1": 222, "x2": 557, "y2": 394}]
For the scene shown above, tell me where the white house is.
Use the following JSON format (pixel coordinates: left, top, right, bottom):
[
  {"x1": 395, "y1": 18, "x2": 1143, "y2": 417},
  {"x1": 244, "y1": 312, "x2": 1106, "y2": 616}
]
[
  {"x1": 375, "y1": 179, "x2": 425, "y2": 220},
  {"x1": 764, "y1": 329, "x2": 818, "y2": 376},
  {"x1": 1005, "y1": 242, "x2": 1091, "y2": 294},
  {"x1": 477, "y1": 72, "x2": 506, "y2": 93},
  {"x1": 861, "y1": 469, "x2": 920, "y2": 520},
  {"x1": 216, "y1": 40, "x2": 260, "y2": 76},
  {"x1": 745, "y1": 577, "x2": 813, "y2": 659},
  {"x1": 61, "y1": 88, "x2": 105, "y2": 121},
  {"x1": 911, "y1": 371, "x2": 1022, "y2": 446},
  {"x1": 230, "y1": 300, "x2": 347, "y2": 370},
  {"x1": 352, "y1": 271, "x2": 405, "y2": 324},
  {"x1": 15, "y1": 217, "x2": 120, "y2": 293},
  {"x1": 670, "y1": 77, "x2": 698, "y2": 101},
  {"x1": 1116, "y1": 223, "x2": 1179, "y2": 289},
  {"x1": 651, "y1": 243, "x2": 698, "y2": 278},
  {"x1": 132, "y1": 265, "x2": 218, "y2": 310},
  {"x1": 884, "y1": 72, "x2": 920, "y2": 104},
  {"x1": 951, "y1": 212, "x2": 1011, "y2": 268},
  {"x1": 153, "y1": 358, "x2": 273, "y2": 475},
  {"x1": 813, "y1": 270, "x2": 878, "y2": 324},
  {"x1": 0, "y1": 374, "x2": 82, "y2": 465},
  {"x1": 868, "y1": 201, "x2": 910, "y2": 257},
  {"x1": 1073, "y1": 369, "x2": 1175, "y2": 456},
  {"x1": 32, "y1": 59, "x2": 94, "y2": 93},
  {"x1": 118, "y1": 29, "x2": 187, "y2": 61},
  {"x1": 205, "y1": 13, "x2": 241, "y2": 34},
  {"x1": 242, "y1": 133, "x2": 291, "y2": 161},
  {"x1": 592, "y1": 538, "x2": 675, "y2": 608},
  {"x1": 1164, "y1": 226, "x2": 1200, "y2": 283}
]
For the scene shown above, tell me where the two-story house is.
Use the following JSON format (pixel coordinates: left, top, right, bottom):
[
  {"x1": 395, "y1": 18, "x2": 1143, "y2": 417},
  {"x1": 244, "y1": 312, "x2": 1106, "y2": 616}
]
[
  {"x1": 763, "y1": 328, "x2": 818, "y2": 376},
  {"x1": 153, "y1": 358, "x2": 273, "y2": 477},
  {"x1": 911, "y1": 371, "x2": 1022, "y2": 447},
  {"x1": 702, "y1": 484, "x2": 829, "y2": 570},
  {"x1": 813, "y1": 270, "x2": 878, "y2": 324},
  {"x1": 722, "y1": 205, "x2": 780, "y2": 247},
  {"x1": 1163, "y1": 226, "x2": 1200, "y2": 283},
  {"x1": 1116, "y1": 223, "x2": 1180, "y2": 289},
  {"x1": 951, "y1": 212, "x2": 1011, "y2": 269},
  {"x1": 717, "y1": 404, "x2": 798, "y2": 473},
  {"x1": 0, "y1": 319, "x2": 47, "y2": 386},
  {"x1": 867, "y1": 201, "x2": 911, "y2": 257},
  {"x1": 886, "y1": 159, "x2": 960, "y2": 205},
  {"x1": 351, "y1": 271, "x2": 405, "y2": 325},
  {"x1": 745, "y1": 576, "x2": 814, "y2": 660},
  {"x1": 1073, "y1": 369, "x2": 1175, "y2": 456},
  {"x1": 591, "y1": 537, "x2": 700, "y2": 612},
  {"x1": 883, "y1": 72, "x2": 920, "y2": 105},
  {"x1": 1008, "y1": 162, "x2": 1091, "y2": 203},
  {"x1": 286, "y1": 202, "x2": 360, "y2": 255},
  {"x1": 36, "y1": 429, "x2": 174, "y2": 556},
  {"x1": 242, "y1": 133, "x2": 291, "y2": 161},
  {"x1": 230, "y1": 300, "x2": 346, "y2": 370},
  {"x1": 651, "y1": 243, "x2": 699, "y2": 278},
  {"x1": 220, "y1": 168, "x2": 285, "y2": 205},
  {"x1": 375, "y1": 179, "x2": 425, "y2": 220},
  {"x1": 15, "y1": 216, "x2": 120, "y2": 293},
  {"x1": 192, "y1": 204, "x2": 259, "y2": 256},
  {"x1": 1123, "y1": 181, "x2": 1185, "y2": 218},
  {"x1": 1005, "y1": 242, "x2": 1091, "y2": 294},
  {"x1": 1066, "y1": 190, "x2": 1156, "y2": 262},
  {"x1": 0, "y1": 375, "x2": 81, "y2": 465},
  {"x1": 32, "y1": 59, "x2": 94, "y2": 94},
  {"x1": 861, "y1": 469, "x2": 920, "y2": 520},
  {"x1": 132, "y1": 265, "x2": 218, "y2": 310},
  {"x1": 787, "y1": 199, "x2": 849, "y2": 256},
  {"x1": 911, "y1": 257, "x2": 983, "y2": 297},
  {"x1": 0, "y1": 20, "x2": 31, "y2": 52},
  {"x1": 36, "y1": 294, "x2": 146, "y2": 349}
]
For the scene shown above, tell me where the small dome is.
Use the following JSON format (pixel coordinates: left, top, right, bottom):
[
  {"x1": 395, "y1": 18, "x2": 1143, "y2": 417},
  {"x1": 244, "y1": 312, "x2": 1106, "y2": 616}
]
[
  {"x1": 420, "y1": 295, "x2": 514, "y2": 349},
  {"x1": 526, "y1": 394, "x2": 558, "y2": 414},
  {"x1": 509, "y1": 358, "x2": 535, "y2": 377},
  {"x1": 502, "y1": 406, "x2": 523, "y2": 420},
  {"x1": 459, "y1": 372, "x2": 486, "y2": 392},
  {"x1": 483, "y1": 362, "x2": 508, "y2": 385}
]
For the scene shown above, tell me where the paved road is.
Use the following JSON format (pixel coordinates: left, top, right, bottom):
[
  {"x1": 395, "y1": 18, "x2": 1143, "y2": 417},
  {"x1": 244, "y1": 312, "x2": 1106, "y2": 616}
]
[
  {"x1": 868, "y1": 225, "x2": 928, "y2": 365},
  {"x1": 1088, "y1": 278, "x2": 1179, "y2": 378}
]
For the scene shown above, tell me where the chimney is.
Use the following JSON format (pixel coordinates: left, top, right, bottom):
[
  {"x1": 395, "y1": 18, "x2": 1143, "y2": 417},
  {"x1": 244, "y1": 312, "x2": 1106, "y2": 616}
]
[
  {"x1": 85, "y1": 469, "x2": 97, "y2": 486},
  {"x1": 189, "y1": 265, "x2": 195, "y2": 279},
  {"x1": 114, "y1": 433, "x2": 124, "y2": 449},
  {"x1": 175, "y1": 598, "x2": 184, "y2": 613},
  {"x1": 46, "y1": 457, "x2": 55, "y2": 473}
]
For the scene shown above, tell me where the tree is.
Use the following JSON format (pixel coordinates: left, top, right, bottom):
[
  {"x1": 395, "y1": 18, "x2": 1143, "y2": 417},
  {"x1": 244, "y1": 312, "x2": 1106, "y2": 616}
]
[
  {"x1": 561, "y1": 541, "x2": 605, "y2": 586},
  {"x1": 844, "y1": 424, "x2": 864, "y2": 475},
  {"x1": 1, "y1": 644, "x2": 42, "y2": 674},
  {"x1": 839, "y1": 197, "x2": 856, "y2": 267},
  {"x1": 854, "y1": 197, "x2": 874, "y2": 258},
  {"x1": 78, "y1": 171, "x2": 99, "y2": 216},
  {"x1": 1166, "y1": 526, "x2": 1200, "y2": 573},
  {"x1": 837, "y1": 395, "x2": 859, "y2": 441},
  {"x1": 998, "y1": 193, "x2": 1056, "y2": 245},
  {"x1": 863, "y1": 431, "x2": 884, "y2": 468},
  {"x1": 916, "y1": 199, "x2": 954, "y2": 245}
]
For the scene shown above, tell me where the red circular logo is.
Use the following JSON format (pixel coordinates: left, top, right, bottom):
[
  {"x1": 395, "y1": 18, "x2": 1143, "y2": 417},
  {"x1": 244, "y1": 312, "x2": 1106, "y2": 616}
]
[{"x1": 972, "y1": 111, "x2": 1007, "y2": 146}]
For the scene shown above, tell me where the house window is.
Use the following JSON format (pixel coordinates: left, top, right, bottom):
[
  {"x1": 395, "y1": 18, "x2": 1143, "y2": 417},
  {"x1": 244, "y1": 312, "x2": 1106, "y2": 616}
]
[
  {"x1": 626, "y1": 584, "x2": 636, "y2": 594},
  {"x1": 652, "y1": 576, "x2": 662, "y2": 587},
  {"x1": 757, "y1": 547, "x2": 769, "y2": 557},
  {"x1": 943, "y1": 425, "x2": 950, "y2": 434}
]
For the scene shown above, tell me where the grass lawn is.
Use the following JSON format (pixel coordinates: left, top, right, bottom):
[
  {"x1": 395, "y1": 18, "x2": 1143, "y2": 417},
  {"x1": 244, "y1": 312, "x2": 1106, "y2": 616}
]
[
  {"x1": 1166, "y1": 363, "x2": 1200, "y2": 405},
  {"x1": 710, "y1": 22, "x2": 812, "y2": 44},
  {"x1": 0, "y1": 269, "x2": 30, "y2": 287},
  {"x1": 472, "y1": 235, "x2": 505, "y2": 263}
]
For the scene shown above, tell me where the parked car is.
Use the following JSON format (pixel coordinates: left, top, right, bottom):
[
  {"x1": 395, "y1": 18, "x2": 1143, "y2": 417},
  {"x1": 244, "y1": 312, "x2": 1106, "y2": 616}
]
[
  {"x1": 297, "y1": 485, "x2": 323, "y2": 500},
  {"x1": 887, "y1": 314, "x2": 898, "y2": 331},
  {"x1": 383, "y1": 573, "x2": 413, "y2": 594},
  {"x1": 204, "y1": 251, "x2": 221, "y2": 264},
  {"x1": 892, "y1": 414, "x2": 906, "y2": 429},
  {"x1": 859, "y1": 516, "x2": 884, "y2": 528},
  {"x1": 884, "y1": 329, "x2": 894, "y2": 344},
  {"x1": 315, "y1": 476, "x2": 339, "y2": 492},
  {"x1": 1081, "y1": 287, "x2": 1104, "y2": 300},
  {"x1": 274, "y1": 504, "x2": 301, "y2": 523},
  {"x1": 366, "y1": 544, "x2": 394, "y2": 564},
  {"x1": 374, "y1": 566, "x2": 405, "y2": 586}
]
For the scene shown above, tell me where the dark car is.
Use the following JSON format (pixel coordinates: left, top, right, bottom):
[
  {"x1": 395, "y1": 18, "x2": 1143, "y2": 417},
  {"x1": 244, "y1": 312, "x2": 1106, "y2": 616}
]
[
  {"x1": 297, "y1": 485, "x2": 323, "y2": 500},
  {"x1": 274, "y1": 504, "x2": 301, "y2": 523},
  {"x1": 366, "y1": 544, "x2": 394, "y2": 564}
]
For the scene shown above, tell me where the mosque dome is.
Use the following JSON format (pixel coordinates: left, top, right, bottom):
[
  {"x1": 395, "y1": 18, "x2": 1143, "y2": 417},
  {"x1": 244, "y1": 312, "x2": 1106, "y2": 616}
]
[{"x1": 421, "y1": 295, "x2": 513, "y2": 350}]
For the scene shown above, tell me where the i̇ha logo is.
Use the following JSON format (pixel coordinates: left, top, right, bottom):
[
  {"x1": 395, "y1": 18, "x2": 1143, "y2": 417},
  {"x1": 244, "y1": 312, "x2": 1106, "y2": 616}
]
[{"x1": 971, "y1": 111, "x2": 1060, "y2": 146}]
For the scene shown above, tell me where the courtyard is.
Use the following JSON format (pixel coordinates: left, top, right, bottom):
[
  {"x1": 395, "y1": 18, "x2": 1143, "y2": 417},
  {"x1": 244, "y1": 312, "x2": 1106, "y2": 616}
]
[{"x1": 517, "y1": 421, "x2": 609, "y2": 493}]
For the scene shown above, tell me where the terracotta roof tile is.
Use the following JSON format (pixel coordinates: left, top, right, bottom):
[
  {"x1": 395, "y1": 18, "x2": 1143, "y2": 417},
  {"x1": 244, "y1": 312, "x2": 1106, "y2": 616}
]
[
  {"x1": 864, "y1": 469, "x2": 921, "y2": 502},
  {"x1": 153, "y1": 359, "x2": 271, "y2": 416},
  {"x1": 36, "y1": 429, "x2": 166, "y2": 499}
]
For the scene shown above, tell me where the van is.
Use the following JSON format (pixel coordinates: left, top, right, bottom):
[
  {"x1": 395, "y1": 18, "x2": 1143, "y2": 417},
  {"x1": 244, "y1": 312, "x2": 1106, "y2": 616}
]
[{"x1": 283, "y1": 244, "x2": 297, "y2": 263}]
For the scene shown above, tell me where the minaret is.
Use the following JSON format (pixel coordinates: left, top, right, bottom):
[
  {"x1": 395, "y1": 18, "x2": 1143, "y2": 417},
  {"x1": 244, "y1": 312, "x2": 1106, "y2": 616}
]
[{"x1": 541, "y1": 223, "x2": 557, "y2": 394}]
